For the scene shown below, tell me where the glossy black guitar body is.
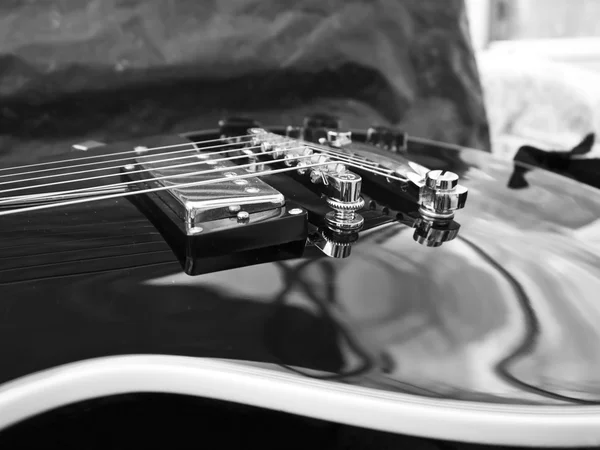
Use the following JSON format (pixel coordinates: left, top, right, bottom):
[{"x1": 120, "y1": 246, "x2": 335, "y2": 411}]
[{"x1": 1, "y1": 122, "x2": 600, "y2": 449}]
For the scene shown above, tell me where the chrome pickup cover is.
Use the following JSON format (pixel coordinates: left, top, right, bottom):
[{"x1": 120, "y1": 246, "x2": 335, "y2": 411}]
[{"x1": 125, "y1": 141, "x2": 284, "y2": 235}]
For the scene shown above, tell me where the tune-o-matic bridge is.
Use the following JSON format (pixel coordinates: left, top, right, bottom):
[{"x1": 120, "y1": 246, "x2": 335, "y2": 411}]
[
  {"x1": 248, "y1": 128, "x2": 366, "y2": 229},
  {"x1": 247, "y1": 128, "x2": 368, "y2": 258},
  {"x1": 247, "y1": 127, "x2": 469, "y2": 248}
]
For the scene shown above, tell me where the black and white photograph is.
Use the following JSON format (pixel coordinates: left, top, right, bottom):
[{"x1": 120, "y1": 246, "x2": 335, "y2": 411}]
[{"x1": 0, "y1": 1, "x2": 599, "y2": 448}]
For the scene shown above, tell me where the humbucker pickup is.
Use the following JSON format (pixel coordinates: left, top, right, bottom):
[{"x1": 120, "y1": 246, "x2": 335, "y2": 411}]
[
  {"x1": 123, "y1": 141, "x2": 285, "y2": 235},
  {"x1": 120, "y1": 137, "x2": 308, "y2": 276}
]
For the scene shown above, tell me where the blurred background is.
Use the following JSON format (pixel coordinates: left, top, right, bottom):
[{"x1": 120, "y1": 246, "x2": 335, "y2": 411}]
[
  {"x1": 0, "y1": 0, "x2": 489, "y2": 162},
  {"x1": 1, "y1": 0, "x2": 599, "y2": 162},
  {"x1": 466, "y1": 0, "x2": 600, "y2": 159}
]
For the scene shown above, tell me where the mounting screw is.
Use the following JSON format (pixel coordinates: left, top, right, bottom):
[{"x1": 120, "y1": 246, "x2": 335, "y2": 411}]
[
  {"x1": 237, "y1": 211, "x2": 250, "y2": 223},
  {"x1": 123, "y1": 164, "x2": 135, "y2": 171},
  {"x1": 224, "y1": 172, "x2": 237, "y2": 177},
  {"x1": 234, "y1": 179, "x2": 248, "y2": 185},
  {"x1": 228, "y1": 205, "x2": 241, "y2": 214},
  {"x1": 134, "y1": 146, "x2": 148, "y2": 153},
  {"x1": 288, "y1": 208, "x2": 304, "y2": 215},
  {"x1": 245, "y1": 187, "x2": 260, "y2": 193}
]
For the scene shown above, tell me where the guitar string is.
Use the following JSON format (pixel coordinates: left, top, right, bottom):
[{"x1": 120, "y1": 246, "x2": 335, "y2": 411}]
[
  {"x1": 0, "y1": 148, "x2": 404, "y2": 204},
  {"x1": 0, "y1": 134, "x2": 253, "y2": 174},
  {"x1": 0, "y1": 141, "x2": 395, "y2": 199},
  {"x1": 0, "y1": 136, "x2": 384, "y2": 186},
  {"x1": 1, "y1": 157, "x2": 401, "y2": 204},
  {"x1": 0, "y1": 145, "x2": 307, "y2": 200},
  {"x1": 304, "y1": 143, "x2": 395, "y2": 169},
  {"x1": 0, "y1": 139, "x2": 248, "y2": 181},
  {"x1": 0, "y1": 142, "x2": 267, "y2": 188},
  {"x1": 0, "y1": 139, "x2": 385, "y2": 189},
  {"x1": 0, "y1": 131, "x2": 395, "y2": 200},
  {"x1": 0, "y1": 157, "x2": 390, "y2": 217}
]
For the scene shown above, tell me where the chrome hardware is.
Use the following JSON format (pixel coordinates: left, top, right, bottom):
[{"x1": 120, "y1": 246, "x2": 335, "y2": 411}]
[
  {"x1": 302, "y1": 113, "x2": 346, "y2": 147},
  {"x1": 288, "y1": 208, "x2": 304, "y2": 215},
  {"x1": 249, "y1": 129, "x2": 365, "y2": 231},
  {"x1": 322, "y1": 171, "x2": 365, "y2": 232},
  {"x1": 240, "y1": 147, "x2": 265, "y2": 173},
  {"x1": 326, "y1": 130, "x2": 352, "y2": 148},
  {"x1": 325, "y1": 197, "x2": 365, "y2": 231},
  {"x1": 412, "y1": 216, "x2": 460, "y2": 248},
  {"x1": 237, "y1": 211, "x2": 250, "y2": 223},
  {"x1": 426, "y1": 170, "x2": 459, "y2": 190},
  {"x1": 310, "y1": 229, "x2": 357, "y2": 258},
  {"x1": 126, "y1": 136, "x2": 284, "y2": 235},
  {"x1": 410, "y1": 169, "x2": 468, "y2": 219},
  {"x1": 326, "y1": 172, "x2": 360, "y2": 201},
  {"x1": 249, "y1": 127, "x2": 364, "y2": 257}
]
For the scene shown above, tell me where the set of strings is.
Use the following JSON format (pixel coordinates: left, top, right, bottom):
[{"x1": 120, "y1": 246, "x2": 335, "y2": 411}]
[{"x1": 0, "y1": 134, "x2": 406, "y2": 217}]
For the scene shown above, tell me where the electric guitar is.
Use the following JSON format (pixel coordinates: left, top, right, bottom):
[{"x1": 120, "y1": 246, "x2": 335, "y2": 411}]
[{"x1": 1, "y1": 115, "x2": 599, "y2": 448}]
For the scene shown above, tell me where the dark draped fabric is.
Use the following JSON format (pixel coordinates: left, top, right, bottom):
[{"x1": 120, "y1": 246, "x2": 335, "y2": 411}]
[{"x1": 0, "y1": 0, "x2": 490, "y2": 160}]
